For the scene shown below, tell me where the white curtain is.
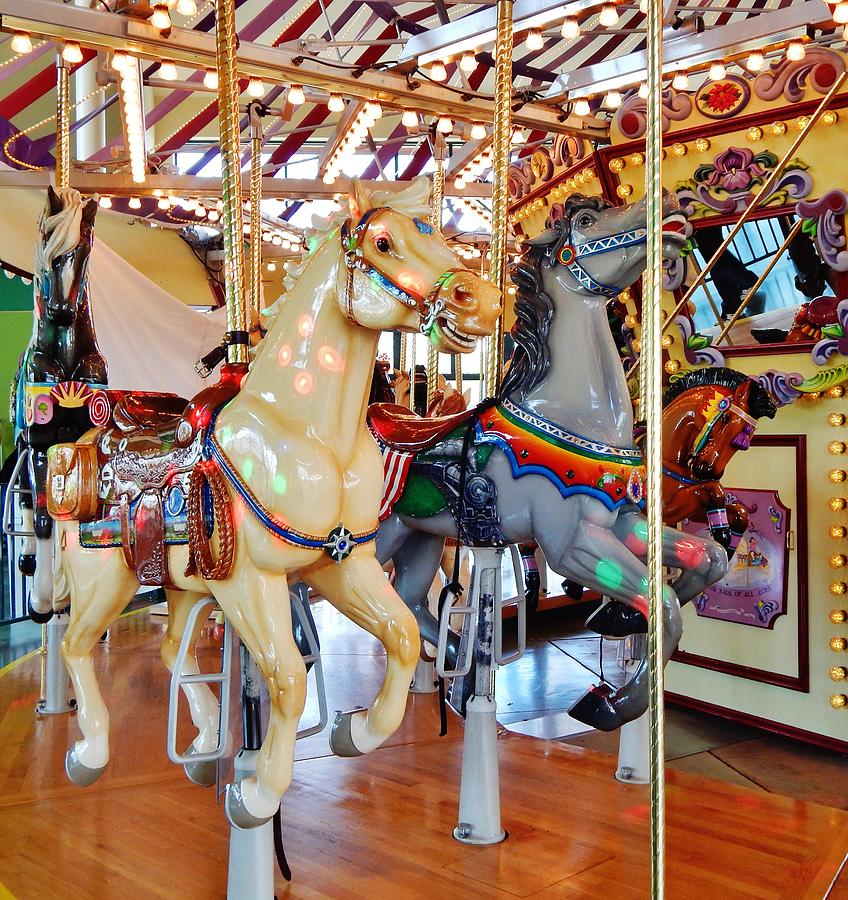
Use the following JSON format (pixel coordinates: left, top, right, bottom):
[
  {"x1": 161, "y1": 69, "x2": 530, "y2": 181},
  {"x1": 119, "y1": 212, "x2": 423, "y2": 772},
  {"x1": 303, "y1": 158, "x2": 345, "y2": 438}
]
[{"x1": 89, "y1": 240, "x2": 228, "y2": 399}]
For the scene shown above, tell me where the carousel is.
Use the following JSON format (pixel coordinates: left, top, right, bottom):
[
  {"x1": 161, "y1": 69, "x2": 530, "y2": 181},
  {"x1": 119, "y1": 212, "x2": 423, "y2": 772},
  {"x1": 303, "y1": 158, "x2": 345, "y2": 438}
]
[{"x1": 0, "y1": 0, "x2": 846, "y2": 896}]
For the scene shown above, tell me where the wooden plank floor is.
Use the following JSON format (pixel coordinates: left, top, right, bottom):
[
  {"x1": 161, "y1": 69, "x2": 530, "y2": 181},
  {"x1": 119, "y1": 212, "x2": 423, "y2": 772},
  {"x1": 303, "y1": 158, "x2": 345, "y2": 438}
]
[{"x1": 0, "y1": 609, "x2": 846, "y2": 899}]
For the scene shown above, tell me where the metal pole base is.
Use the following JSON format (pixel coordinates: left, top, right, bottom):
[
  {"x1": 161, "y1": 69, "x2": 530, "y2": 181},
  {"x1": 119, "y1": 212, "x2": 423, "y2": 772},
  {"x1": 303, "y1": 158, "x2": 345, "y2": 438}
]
[
  {"x1": 410, "y1": 656, "x2": 438, "y2": 694},
  {"x1": 454, "y1": 694, "x2": 506, "y2": 845},
  {"x1": 36, "y1": 612, "x2": 75, "y2": 716},
  {"x1": 227, "y1": 748, "x2": 274, "y2": 900},
  {"x1": 615, "y1": 710, "x2": 650, "y2": 784}
]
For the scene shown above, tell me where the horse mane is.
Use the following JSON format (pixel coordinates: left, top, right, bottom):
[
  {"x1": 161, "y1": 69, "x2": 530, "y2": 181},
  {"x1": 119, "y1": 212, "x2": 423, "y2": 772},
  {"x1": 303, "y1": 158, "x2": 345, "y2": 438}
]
[
  {"x1": 33, "y1": 187, "x2": 86, "y2": 274},
  {"x1": 498, "y1": 194, "x2": 608, "y2": 401},
  {"x1": 663, "y1": 366, "x2": 777, "y2": 419}
]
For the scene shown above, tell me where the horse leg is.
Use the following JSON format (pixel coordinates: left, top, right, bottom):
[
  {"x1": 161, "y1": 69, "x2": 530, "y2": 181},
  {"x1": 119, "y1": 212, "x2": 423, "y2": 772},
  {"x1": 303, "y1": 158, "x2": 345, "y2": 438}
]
[
  {"x1": 26, "y1": 447, "x2": 57, "y2": 615},
  {"x1": 16, "y1": 446, "x2": 37, "y2": 577},
  {"x1": 539, "y1": 518, "x2": 683, "y2": 731},
  {"x1": 305, "y1": 549, "x2": 419, "y2": 757},
  {"x1": 160, "y1": 589, "x2": 222, "y2": 787},
  {"x1": 60, "y1": 534, "x2": 139, "y2": 785},
  {"x1": 725, "y1": 501, "x2": 749, "y2": 562},
  {"x1": 212, "y1": 569, "x2": 307, "y2": 830}
]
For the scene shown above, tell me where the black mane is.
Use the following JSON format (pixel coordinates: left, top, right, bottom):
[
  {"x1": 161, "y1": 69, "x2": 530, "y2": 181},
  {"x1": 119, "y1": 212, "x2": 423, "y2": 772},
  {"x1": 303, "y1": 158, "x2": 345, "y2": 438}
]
[
  {"x1": 663, "y1": 366, "x2": 777, "y2": 419},
  {"x1": 498, "y1": 195, "x2": 609, "y2": 401}
]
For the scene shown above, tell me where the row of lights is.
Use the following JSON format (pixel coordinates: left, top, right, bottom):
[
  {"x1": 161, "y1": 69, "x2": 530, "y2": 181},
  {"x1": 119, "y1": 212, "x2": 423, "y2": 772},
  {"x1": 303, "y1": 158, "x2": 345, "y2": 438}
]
[
  {"x1": 510, "y1": 167, "x2": 598, "y2": 224},
  {"x1": 453, "y1": 145, "x2": 494, "y2": 190},
  {"x1": 149, "y1": 0, "x2": 200, "y2": 33},
  {"x1": 454, "y1": 244, "x2": 484, "y2": 260},
  {"x1": 827, "y1": 398, "x2": 848, "y2": 709},
  {"x1": 570, "y1": 42, "x2": 811, "y2": 119},
  {"x1": 322, "y1": 101, "x2": 384, "y2": 184},
  {"x1": 454, "y1": 197, "x2": 493, "y2": 230},
  {"x1": 113, "y1": 53, "x2": 146, "y2": 184}
]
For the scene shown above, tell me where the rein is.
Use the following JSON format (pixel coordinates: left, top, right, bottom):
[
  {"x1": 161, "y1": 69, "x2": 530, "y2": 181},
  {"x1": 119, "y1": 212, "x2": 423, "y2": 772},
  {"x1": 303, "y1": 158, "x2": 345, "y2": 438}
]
[
  {"x1": 340, "y1": 208, "x2": 462, "y2": 332},
  {"x1": 555, "y1": 226, "x2": 647, "y2": 299}
]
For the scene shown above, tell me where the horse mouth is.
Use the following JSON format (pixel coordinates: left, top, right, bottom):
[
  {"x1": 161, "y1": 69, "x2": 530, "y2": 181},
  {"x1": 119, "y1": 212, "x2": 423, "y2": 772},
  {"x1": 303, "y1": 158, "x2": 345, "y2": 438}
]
[{"x1": 436, "y1": 318, "x2": 478, "y2": 351}]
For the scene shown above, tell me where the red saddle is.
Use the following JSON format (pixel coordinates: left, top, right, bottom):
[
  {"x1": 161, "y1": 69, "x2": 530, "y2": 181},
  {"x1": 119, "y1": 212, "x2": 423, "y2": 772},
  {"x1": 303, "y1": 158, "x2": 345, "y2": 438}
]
[
  {"x1": 111, "y1": 392, "x2": 188, "y2": 433},
  {"x1": 367, "y1": 402, "x2": 477, "y2": 452}
]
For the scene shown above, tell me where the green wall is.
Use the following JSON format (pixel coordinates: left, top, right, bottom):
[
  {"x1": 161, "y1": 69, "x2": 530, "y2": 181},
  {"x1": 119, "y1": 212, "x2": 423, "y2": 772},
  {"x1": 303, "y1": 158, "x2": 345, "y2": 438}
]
[{"x1": 0, "y1": 275, "x2": 33, "y2": 460}]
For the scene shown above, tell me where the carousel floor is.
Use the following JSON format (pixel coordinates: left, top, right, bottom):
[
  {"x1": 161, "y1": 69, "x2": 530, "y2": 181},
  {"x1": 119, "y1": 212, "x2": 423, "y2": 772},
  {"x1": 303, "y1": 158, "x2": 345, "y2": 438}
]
[{"x1": 0, "y1": 608, "x2": 846, "y2": 899}]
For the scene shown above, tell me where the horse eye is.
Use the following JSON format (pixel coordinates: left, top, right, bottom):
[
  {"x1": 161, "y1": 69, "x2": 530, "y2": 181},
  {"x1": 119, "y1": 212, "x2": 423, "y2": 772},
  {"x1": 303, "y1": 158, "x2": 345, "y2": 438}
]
[
  {"x1": 375, "y1": 235, "x2": 391, "y2": 253},
  {"x1": 577, "y1": 214, "x2": 594, "y2": 228}
]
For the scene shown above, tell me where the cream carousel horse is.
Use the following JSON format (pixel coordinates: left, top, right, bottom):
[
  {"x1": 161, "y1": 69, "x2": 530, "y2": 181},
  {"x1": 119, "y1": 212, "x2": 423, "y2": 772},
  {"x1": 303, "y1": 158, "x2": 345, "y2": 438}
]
[{"x1": 49, "y1": 178, "x2": 501, "y2": 829}]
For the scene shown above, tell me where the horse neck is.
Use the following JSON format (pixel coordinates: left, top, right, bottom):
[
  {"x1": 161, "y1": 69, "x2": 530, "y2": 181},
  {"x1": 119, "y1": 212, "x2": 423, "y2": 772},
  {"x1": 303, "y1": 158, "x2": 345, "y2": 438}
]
[
  {"x1": 662, "y1": 394, "x2": 701, "y2": 469},
  {"x1": 516, "y1": 287, "x2": 634, "y2": 447},
  {"x1": 233, "y1": 238, "x2": 379, "y2": 458}
]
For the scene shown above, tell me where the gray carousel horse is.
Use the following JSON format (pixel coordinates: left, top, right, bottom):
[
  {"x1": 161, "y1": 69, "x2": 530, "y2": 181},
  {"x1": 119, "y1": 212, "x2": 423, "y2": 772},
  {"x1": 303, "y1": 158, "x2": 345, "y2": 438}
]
[{"x1": 370, "y1": 194, "x2": 730, "y2": 731}]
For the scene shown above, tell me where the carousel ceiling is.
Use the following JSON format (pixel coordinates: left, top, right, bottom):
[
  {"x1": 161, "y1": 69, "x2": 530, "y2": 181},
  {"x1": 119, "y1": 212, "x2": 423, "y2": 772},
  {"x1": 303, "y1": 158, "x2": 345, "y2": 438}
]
[{"x1": 0, "y1": 0, "x2": 845, "y2": 230}]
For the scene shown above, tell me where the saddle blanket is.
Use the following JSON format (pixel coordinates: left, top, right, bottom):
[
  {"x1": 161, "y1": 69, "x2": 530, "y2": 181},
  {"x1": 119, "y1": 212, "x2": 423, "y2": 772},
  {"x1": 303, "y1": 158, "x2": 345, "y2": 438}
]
[{"x1": 378, "y1": 445, "x2": 414, "y2": 521}]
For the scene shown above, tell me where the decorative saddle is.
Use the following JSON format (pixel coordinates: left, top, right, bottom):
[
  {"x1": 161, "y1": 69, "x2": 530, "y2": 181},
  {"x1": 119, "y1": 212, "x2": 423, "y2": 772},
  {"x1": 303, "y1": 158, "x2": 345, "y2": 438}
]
[{"x1": 46, "y1": 364, "x2": 246, "y2": 586}]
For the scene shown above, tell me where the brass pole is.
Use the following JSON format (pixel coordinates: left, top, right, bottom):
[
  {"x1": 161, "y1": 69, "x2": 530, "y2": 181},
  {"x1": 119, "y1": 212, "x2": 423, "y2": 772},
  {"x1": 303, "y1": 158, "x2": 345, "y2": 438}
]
[
  {"x1": 483, "y1": 0, "x2": 513, "y2": 399},
  {"x1": 215, "y1": 0, "x2": 247, "y2": 365},
  {"x1": 714, "y1": 218, "x2": 803, "y2": 346},
  {"x1": 39, "y1": 622, "x2": 47, "y2": 706},
  {"x1": 248, "y1": 103, "x2": 263, "y2": 333},
  {"x1": 455, "y1": 351, "x2": 463, "y2": 396},
  {"x1": 55, "y1": 55, "x2": 70, "y2": 191},
  {"x1": 688, "y1": 255, "x2": 727, "y2": 341},
  {"x1": 427, "y1": 153, "x2": 445, "y2": 409},
  {"x1": 645, "y1": 0, "x2": 665, "y2": 895},
  {"x1": 664, "y1": 69, "x2": 847, "y2": 337},
  {"x1": 408, "y1": 333, "x2": 417, "y2": 411},
  {"x1": 399, "y1": 331, "x2": 407, "y2": 376}
]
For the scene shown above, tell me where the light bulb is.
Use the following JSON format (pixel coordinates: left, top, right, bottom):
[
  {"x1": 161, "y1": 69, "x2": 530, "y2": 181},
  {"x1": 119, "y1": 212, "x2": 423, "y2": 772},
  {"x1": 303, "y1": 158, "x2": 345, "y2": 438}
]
[
  {"x1": 62, "y1": 42, "x2": 83, "y2": 64},
  {"x1": 195, "y1": 205, "x2": 206, "y2": 217},
  {"x1": 430, "y1": 60, "x2": 447, "y2": 81},
  {"x1": 288, "y1": 84, "x2": 305, "y2": 105},
  {"x1": 328, "y1": 92, "x2": 344, "y2": 112},
  {"x1": 561, "y1": 17, "x2": 580, "y2": 39},
  {"x1": 574, "y1": 98, "x2": 591, "y2": 117},
  {"x1": 203, "y1": 68, "x2": 218, "y2": 89},
  {"x1": 709, "y1": 61, "x2": 726, "y2": 81},
  {"x1": 207, "y1": 209, "x2": 220, "y2": 222},
  {"x1": 271, "y1": 234, "x2": 282, "y2": 245},
  {"x1": 157, "y1": 198, "x2": 169, "y2": 210},
  {"x1": 437, "y1": 116, "x2": 453, "y2": 133},
  {"x1": 10, "y1": 32, "x2": 33, "y2": 55},
  {"x1": 844, "y1": 24, "x2": 848, "y2": 40},
  {"x1": 638, "y1": 82, "x2": 649, "y2": 99},
  {"x1": 454, "y1": 176, "x2": 466, "y2": 190},
  {"x1": 176, "y1": 0, "x2": 198, "y2": 14},
  {"x1": 746, "y1": 51, "x2": 765, "y2": 72},
  {"x1": 599, "y1": 3, "x2": 619, "y2": 27},
  {"x1": 470, "y1": 121, "x2": 486, "y2": 140},
  {"x1": 98, "y1": 196, "x2": 112, "y2": 209},
  {"x1": 247, "y1": 77, "x2": 265, "y2": 98},
  {"x1": 402, "y1": 109, "x2": 418, "y2": 129},
  {"x1": 267, "y1": 262, "x2": 277, "y2": 272},
  {"x1": 128, "y1": 197, "x2": 141, "y2": 210},
  {"x1": 835, "y1": 2, "x2": 848, "y2": 24},
  {"x1": 183, "y1": 198, "x2": 197, "y2": 211},
  {"x1": 786, "y1": 41, "x2": 806, "y2": 61},
  {"x1": 366, "y1": 101, "x2": 383, "y2": 119},
  {"x1": 672, "y1": 71, "x2": 689, "y2": 91},
  {"x1": 460, "y1": 51, "x2": 477, "y2": 73},
  {"x1": 605, "y1": 90, "x2": 622, "y2": 109},
  {"x1": 525, "y1": 29, "x2": 543, "y2": 51},
  {"x1": 159, "y1": 60, "x2": 177, "y2": 80},
  {"x1": 322, "y1": 172, "x2": 336, "y2": 185},
  {"x1": 150, "y1": 4, "x2": 171, "y2": 30},
  {"x1": 511, "y1": 128, "x2": 524, "y2": 143}
]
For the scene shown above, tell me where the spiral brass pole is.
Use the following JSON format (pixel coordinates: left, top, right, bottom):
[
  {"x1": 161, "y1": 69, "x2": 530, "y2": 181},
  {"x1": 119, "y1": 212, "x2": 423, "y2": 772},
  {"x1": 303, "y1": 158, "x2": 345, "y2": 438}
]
[
  {"x1": 644, "y1": 0, "x2": 666, "y2": 895},
  {"x1": 55, "y1": 55, "x2": 70, "y2": 191},
  {"x1": 408, "y1": 333, "x2": 417, "y2": 410},
  {"x1": 483, "y1": 0, "x2": 513, "y2": 399},
  {"x1": 215, "y1": 0, "x2": 247, "y2": 365},
  {"x1": 455, "y1": 352, "x2": 463, "y2": 396},
  {"x1": 427, "y1": 157, "x2": 445, "y2": 409},
  {"x1": 248, "y1": 104, "x2": 263, "y2": 333}
]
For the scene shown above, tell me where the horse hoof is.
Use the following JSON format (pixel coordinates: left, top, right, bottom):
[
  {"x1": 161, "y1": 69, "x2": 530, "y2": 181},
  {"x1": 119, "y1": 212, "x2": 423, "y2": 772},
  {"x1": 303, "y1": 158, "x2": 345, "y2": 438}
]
[
  {"x1": 183, "y1": 746, "x2": 217, "y2": 787},
  {"x1": 18, "y1": 553, "x2": 36, "y2": 576},
  {"x1": 27, "y1": 599, "x2": 53, "y2": 624},
  {"x1": 568, "y1": 684, "x2": 621, "y2": 732},
  {"x1": 225, "y1": 783, "x2": 272, "y2": 830},
  {"x1": 585, "y1": 600, "x2": 647, "y2": 637},
  {"x1": 330, "y1": 710, "x2": 365, "y2": 758},
  {"x1": 65, "y1": 747, "x2": 106, "y2": 787}
]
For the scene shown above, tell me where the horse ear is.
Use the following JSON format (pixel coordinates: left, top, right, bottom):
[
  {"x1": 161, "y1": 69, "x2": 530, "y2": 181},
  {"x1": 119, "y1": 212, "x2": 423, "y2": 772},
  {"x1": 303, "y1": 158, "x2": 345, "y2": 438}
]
[
  {"x1": 734, "y1": 380, "x2": 752, "y2": 405},
  {"x1": 47, "y1": 185, "x2": 62, "y2": 216},
  {"x1": 82, "y1": 198, "x2": 98, "y2": 225},
  {"x1": 349, "y1": 178, "x2": 372, "y2": 223}
]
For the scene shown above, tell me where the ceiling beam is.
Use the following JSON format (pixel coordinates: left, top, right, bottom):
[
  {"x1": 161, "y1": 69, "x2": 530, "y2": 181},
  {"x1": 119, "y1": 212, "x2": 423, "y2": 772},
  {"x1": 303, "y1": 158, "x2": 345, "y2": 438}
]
[{"x1": 0, "y1": 0, "x2": 605, "y2": 139}]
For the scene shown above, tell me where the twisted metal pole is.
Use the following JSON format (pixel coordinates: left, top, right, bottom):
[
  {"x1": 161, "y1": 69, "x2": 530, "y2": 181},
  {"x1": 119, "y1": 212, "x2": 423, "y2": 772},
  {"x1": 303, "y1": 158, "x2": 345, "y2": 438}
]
[
  {"x1": 55, "y1": 55, "x2": 70, "y2": 191},
  {"x1": 248, "y1": 103, "x2": 264, "y2": 333},
  {"x1": 644, "y1": 0, "x2": 666, "y2": 895},
  {"x1": 483, "y1": 0, "x2": 513, "y2": 399},
  {"x1": 215, "y1": 0, "x2": 247, "y2": 365},
  {"x1": 427, "y1": 155, "x2": 445, "y2": 409}
]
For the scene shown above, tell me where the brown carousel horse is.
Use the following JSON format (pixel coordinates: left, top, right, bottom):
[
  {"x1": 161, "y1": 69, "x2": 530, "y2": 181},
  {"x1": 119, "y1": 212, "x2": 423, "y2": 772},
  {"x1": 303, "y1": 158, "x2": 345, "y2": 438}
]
[{"x1": 587, "y1": 365, "x2": 777, "y2": 636}]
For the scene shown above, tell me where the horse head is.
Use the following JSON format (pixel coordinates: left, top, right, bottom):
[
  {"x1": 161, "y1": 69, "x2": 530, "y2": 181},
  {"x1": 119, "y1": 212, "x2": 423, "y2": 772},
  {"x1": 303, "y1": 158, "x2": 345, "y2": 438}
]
[
  {"x1": 341, "y1": 178, "x2": 502, "y2": 353},
  {"x1": 35, "y1": 186, "x2": 97, "y2": 327},
  {"x1": 523, "y1": 191, "x2": 687, "y2": 302},
  {"x1": 663, "y1": 368, "x2": 777, "y2": 481}
]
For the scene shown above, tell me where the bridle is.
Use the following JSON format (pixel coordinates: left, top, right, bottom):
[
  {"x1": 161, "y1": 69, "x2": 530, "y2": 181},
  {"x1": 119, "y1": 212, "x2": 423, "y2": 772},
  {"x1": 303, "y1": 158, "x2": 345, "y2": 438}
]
[
  {"x1": 552, "y1": 220, "x2": 648, "y2": 299},
  {"x1": 691, "y1": 391, "x2": 758, "y2": 460},
  {"x1": 340, "y1": 207, "x2": 464, "y2": 332}
]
